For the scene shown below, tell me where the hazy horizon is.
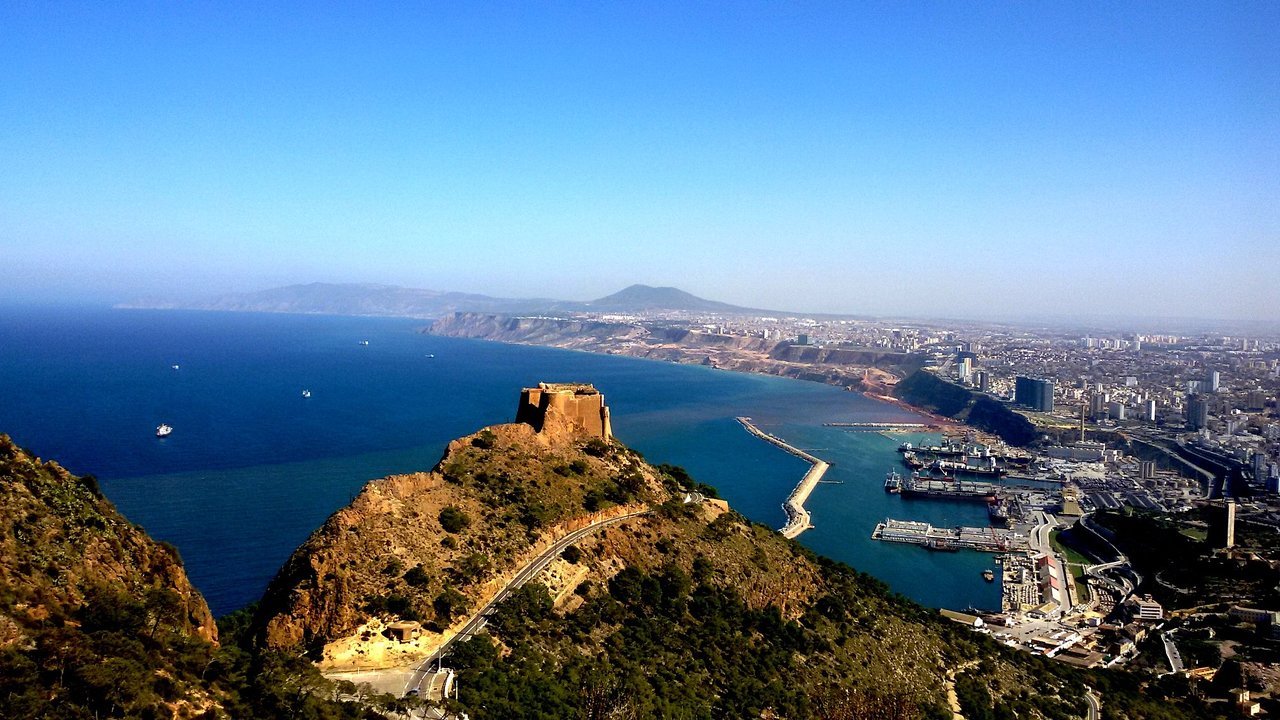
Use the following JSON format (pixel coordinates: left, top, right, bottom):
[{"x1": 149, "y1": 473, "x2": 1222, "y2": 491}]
[{"x1": 2, "y1": 3, "x2": 1276, "y2": 321}]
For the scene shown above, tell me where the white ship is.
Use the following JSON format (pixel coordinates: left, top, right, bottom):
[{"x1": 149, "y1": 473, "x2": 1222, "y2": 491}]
[
  {"x1": 155, "y1": 424, "x2": 173, "y2": 438},
  {"x1": 171, "y1": 364, "x2": 180, "y2": 370},
  {"x1": 301, "y1": 389, "x2": 311, "y2": 398}
]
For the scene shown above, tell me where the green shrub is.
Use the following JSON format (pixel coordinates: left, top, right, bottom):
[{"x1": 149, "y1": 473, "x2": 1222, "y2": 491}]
[{"x1": 439, "y1": 506, "x2": 471, "y2": 533}]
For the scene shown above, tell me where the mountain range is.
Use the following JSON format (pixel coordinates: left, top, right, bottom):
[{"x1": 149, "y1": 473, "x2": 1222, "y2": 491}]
[{"x1": 120, "y1": 282, "x2": 775, "y2": 318}]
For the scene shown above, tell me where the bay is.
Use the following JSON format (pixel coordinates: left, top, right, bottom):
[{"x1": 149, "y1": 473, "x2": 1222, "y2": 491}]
[{"x1": 0, "y1": 307, "x2": 999, "y2": 615}]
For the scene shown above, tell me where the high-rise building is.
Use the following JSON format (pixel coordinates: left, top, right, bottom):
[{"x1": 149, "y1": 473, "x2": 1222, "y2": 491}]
[
  {"x1": 1090, "y1": 394, "x2": 1108, "y2": 420},
  {"x1": 1015, "y1": 376, "x2": 1054, "y2": 412},
  {"x1": 1207, "y1": 370, "x2": 1221, "y2": 392},
  {"x1": 1209, "y1": 500, "x2": 1236, "y2": 549},
  {"x1": 1246, "y1": 391, "x2": 1267, "y2": 411},
  {"x1": 797, "y1": 333, "x2": 810, "y2": 346},
  {"x1": 1108, "y1": 401, "x2": 1126, "y2": 421},
  {"x1": 1143, "y1": 399, "x2": 1157, "y2": 422},
  {"x1": 1139, "y1": 461, "x2": 1156, "y2": 479},
  {"x1": 975, "y1": 370, "x2": 990, "y2": 392},
  {"x1": 1253, "y1": 453, "x2": 1269, "y2": 481},
  {"x1": 1187, "y1": 395, "x2": 1209, "y2": 430},
  {"x1": 958, "y1": 357, "x2": 973, "y2": 384}
]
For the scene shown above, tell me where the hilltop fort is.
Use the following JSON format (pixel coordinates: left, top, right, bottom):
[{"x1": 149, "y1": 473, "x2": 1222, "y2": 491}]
[{"x1": 515, "y1": 382, "x2": 612, "y2": 439}]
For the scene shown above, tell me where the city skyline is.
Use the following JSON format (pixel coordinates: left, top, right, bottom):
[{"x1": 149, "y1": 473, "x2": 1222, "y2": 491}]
[{"x1": 2, "y1": 3, "x2": 1276, "y2": 321}]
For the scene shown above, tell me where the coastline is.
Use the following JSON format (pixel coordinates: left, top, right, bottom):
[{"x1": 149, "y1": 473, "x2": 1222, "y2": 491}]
[{"x1": 736, "y1": 417, "x2": 830, "y2": 539}]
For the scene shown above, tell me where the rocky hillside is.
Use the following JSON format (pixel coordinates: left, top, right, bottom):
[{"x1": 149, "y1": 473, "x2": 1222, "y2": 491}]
[
  {"x1": 254, "y1": 390, "x2": 1188, "y2": 719},
  {"x1": 0, "y1": 435, "x2": 223, "y2": 716},
  {"x1": 0, "y1": 433, "x2": 445, "y2": 719},
  {"x1": 255, "y1": 416, "x2": 669, "y2": 665},
  {"x1": 0, "y1": 435, "x2": 216, "y2": 645}
]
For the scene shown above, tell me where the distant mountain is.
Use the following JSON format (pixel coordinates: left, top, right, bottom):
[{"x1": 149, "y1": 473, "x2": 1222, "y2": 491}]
[
  {"x1": 121, "y1": 282, "x2": 778, "y2": 317},
  {"x1": 583, "y1": 284, "x2": 758, "y2": 313},
  {"x1": 122, "y1": 282, "x2": 564, "y2": 318}
]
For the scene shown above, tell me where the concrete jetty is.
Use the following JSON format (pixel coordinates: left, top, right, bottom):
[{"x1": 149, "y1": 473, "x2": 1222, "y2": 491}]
[{"x1": 736, "y1": 417, "x2": 830, "y2": 539}]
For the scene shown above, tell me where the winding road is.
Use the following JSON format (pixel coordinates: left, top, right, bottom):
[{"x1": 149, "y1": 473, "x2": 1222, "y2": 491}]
[{"x1": 403, "y1": 508, "x2": 651, "y2": 696}]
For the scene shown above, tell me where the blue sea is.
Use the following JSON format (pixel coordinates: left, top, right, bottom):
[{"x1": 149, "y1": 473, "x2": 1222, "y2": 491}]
[{"x1": 0, "y1": 307, "x2": 1000, "y2": 615}]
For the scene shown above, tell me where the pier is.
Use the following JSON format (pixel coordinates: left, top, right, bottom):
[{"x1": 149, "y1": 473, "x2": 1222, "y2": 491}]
[
  {"x1": 736, "y1": 417, "x2": 829, "y2": 539},
  {"x1": 872, "y1": 518, "x2": 1027, "y2": 553}
]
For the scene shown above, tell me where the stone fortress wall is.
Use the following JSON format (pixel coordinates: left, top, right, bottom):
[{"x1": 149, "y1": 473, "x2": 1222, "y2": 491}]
[{"x1": 516, "y1": 382, "x2": 613, "y2": 439}]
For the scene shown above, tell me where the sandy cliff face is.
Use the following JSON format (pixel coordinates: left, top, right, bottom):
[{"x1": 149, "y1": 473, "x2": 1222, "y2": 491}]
[{"x1": 0, "y1": 435, "x2": 217, "y2": 646}]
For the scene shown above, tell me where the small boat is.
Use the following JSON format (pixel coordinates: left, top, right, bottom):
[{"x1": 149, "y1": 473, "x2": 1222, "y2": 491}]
[
  {"x1": 425, "y1": 354, "x2": 435, "y2": 358},
  {"x1": 359, "y1": 340, "x2": 370, "y2": 346},
  {"x1": 301, "y1": 390, "x2": 312, "y2": 398},
  {"x1": 171, "y1": 364, "x2": 180, "y2": 370},
  {"x1": 155, "y1": 424, "x2": 173, "y2": 438},
  {"x1": 982, "y1": 569, "x2": 996, "y2": 582}
]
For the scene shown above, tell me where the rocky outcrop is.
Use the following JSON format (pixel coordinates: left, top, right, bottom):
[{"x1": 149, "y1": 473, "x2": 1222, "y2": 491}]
[
  {"x1": 0, "y1": 434, "x2": 217, "y2": 646},
  {"x1": 893, "y1": 371, "x2": 1037, "y2": 446}
]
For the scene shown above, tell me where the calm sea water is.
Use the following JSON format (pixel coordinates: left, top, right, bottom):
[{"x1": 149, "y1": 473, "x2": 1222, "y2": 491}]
[{"x1": 0, "y1": 307, "x2": 999, "y2": 615}]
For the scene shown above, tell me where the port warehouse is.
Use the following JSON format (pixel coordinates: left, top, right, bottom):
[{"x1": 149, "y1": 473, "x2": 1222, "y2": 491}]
[{"x1": 872, "y1": 519, "x2": 1027, "y2": 552}]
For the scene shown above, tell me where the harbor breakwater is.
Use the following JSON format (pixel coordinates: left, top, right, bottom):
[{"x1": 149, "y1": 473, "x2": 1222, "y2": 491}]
[{"x1": 736, "y1": 417, "x2": 830, "y2": 539}]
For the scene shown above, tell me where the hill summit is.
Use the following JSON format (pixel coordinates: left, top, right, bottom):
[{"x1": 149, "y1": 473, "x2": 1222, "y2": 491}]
[{"x1": 587, "y1": 283, "x2": 754, "y2": 313}]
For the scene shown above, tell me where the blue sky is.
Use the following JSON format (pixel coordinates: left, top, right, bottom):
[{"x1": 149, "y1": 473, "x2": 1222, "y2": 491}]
[{"x1": 1, "y1": 2, "x2": 1276, "y2": 321}]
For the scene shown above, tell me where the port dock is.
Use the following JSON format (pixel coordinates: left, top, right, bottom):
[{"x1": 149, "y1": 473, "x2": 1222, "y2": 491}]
[
  {"x1": 824, "y1": 422, "x2": 930, "y2": 429},
  {"x1": 736, "y1": 417, "x2": 829, "y2": 539},
  {"x1": 872, "y1": 518, "x2": 1027, "y2": 553}
]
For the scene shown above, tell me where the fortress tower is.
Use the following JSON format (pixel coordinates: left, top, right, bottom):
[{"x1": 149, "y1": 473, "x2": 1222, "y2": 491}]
[{"x1": 516, "y1": 382, "x2": 612, "y2": 439}]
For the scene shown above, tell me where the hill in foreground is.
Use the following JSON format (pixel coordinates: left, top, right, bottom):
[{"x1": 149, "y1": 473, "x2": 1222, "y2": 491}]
[
  {"x1": 256, "y1": 383, "x2": 1211, "y2": 719},
  {"x1": 0, "y1": 435, "x2": 407, "y2": 719},
  {"x1": 0, "y1": 386, "x2": 1217, "y2": 719}
]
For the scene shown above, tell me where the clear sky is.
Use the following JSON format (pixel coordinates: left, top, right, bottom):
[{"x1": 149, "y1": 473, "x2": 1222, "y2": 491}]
[{"x1": 2, "y1": 2, "x2": 1276, "y2": 321}]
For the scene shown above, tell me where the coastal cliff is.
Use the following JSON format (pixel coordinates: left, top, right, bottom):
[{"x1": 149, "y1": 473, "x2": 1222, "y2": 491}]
[
  {"x1": 893, "y1": 370, "x2": 1038, "y2": 446},
  {"x1": 426, "y1": 311, "x2": 923, "y2": 389}
]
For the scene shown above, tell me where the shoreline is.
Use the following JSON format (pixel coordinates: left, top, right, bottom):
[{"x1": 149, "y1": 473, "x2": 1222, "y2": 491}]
[{"x1": 735, "y1": 417, "x2": 830, "y2": 539}]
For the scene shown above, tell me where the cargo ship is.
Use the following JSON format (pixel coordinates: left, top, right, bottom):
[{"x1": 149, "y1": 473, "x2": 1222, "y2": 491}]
[
  {"x1": 931, "y1": 458, "x2": 1007, "y2": 477},
  {"x1": 900, "y1": 472, "x2": 998, "y2": 501}
]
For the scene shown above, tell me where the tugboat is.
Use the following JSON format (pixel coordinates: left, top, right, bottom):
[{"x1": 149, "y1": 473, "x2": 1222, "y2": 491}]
[
  {"x1": 883, "y1": 469, "x2": 903, "y2": 493},
  {"x1": 982, "y1": 569, "x2": 996, "y2": 582},
  {"x1": 155, "y1": 424, "x2": 173, "y2": 438}
]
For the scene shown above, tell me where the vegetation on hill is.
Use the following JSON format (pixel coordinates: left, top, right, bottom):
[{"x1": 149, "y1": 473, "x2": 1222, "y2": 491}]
[
  {"x1": 0, "y1": 434, "x2": 390, "y2": 719},
  {"x1": 254, "y1": 422, "x2": 668, "y2": 656},
  {"x1": 0, "y1": 423, "x2": 1230, "y2": 719}
]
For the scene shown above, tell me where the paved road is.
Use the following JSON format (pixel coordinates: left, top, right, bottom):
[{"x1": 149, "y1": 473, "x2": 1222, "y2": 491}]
[
  {"x1": 1085, "y1": 687, "x2": 1102, "y2": 720},
  {"x1": 403, "y1": 508, "x2": 651, "y2": 696},
  {"x1": 1162, "y1": 631, "x2": 1185, "y2": 674}
]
